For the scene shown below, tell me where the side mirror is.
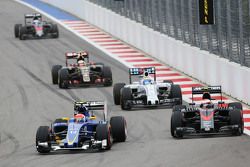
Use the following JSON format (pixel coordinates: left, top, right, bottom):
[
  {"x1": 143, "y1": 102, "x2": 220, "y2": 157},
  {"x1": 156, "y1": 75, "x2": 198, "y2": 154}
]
[{"x1": 189, "y1": 103, "x2": 196, "y2": 106}]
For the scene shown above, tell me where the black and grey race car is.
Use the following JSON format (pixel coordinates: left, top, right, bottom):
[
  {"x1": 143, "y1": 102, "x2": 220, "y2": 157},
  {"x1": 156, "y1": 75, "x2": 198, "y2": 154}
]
[
  {"x1": 14, "y1": 13, "x2": 59, "y2": 40},
  {"x1": 51, "y1": 51, "x2": 112, "y2": 88},
  {"x1": 171, "y1": 86, "x2": 244, "y2": 138}
]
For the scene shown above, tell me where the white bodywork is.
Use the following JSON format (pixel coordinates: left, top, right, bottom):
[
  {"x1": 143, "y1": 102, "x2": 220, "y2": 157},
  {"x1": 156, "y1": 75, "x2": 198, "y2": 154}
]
[
  {"x1": 33, "y1": 21, "x2": 44, "y2": 37},
  {"x1": 125, "y1": 81, "x2": 171, "y2": 105}
]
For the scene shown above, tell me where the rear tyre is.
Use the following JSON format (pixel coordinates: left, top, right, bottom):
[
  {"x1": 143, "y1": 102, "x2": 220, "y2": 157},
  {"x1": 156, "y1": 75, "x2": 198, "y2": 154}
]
[
  {"x1": 95, "y1": 62, "x2": 104, "y2": 66},
  {"x1": 102, "y1": 66, "x2": 112, "y2": 86},
  {"x1": 120, "y1": 87, "x2": 132, "y2": 110},
  {"x1": 163, "y1": 80, "x2": 173, "y2": 84},
  {"x1": 96, "y1": 124, "x2": 112, "y2": 150},
  {"x1": 14, "y1": 24, "x2": 21, "y2": 38},
  {"x1": 171, "y1": 111, "x2": 183, "y2": 138},
  {"x1": 113, "y1": 83, "x2": 126, "y2": 105},
  {"x1": 172, "y1": 105, "x2": 186, "y2": 112},
  {"x1": 36, "y1": 126, "x2": 51, "y2": 153},
  {"x1": 229, "y1": 109, "x2": 243, "y2": 136},
  {"x1": 58, "y1": 68, "x2": 69, "y2": 89},
  {"x1": 51, "y1": 65, "x2": 62, "y2": 84},
  {"x1": 228, "y1": 102, "x2": 243, "y2": 110},
  {"x1": 169, "y1": 84, "x2": 182, "y2": 105},
  {"x1": 110, "y1": 116, "x2": 127, "y2": 142}
]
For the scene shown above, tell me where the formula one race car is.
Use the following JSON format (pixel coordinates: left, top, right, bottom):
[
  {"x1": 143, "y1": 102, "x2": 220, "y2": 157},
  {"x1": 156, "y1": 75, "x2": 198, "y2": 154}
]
[
  {"x1": 113, "y1": 67, "x2": 182, "y2": 110},
  {"x1": 51, "y1": 51, "x2": 113, "y2": 88},
  {"x1": 14, "y1": 13, "x2": 59, "y2": 40},
  {"x1": 36, "y1": 101, "x2": 127, "y2": 153},
  {"x1": 171, "y1": 86, "x2": 244, "y2": 138}
]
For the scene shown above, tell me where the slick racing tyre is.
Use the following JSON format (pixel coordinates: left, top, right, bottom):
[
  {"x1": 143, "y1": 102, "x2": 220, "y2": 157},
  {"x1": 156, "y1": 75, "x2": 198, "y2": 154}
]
[
  {"x1": 163, "y1": 80, "x2": 173, "y2": 84},
  {"x1": 14, "y1": 24, "x2": 21, "y2": 38},
  {"x1": 120, "y1": 87, "x2": 132, "y2": 110},
  {"x1": 228, "y1": 102, "x2": 243, "y2": 110},
  {"x1": 19, "y1": 26, "x2": 27, "y2": 40},
  {"x1": 110, "y1": 116, "x2": 127, "y2": 142},
  {"x1": 169, "y1": 84, "x2": 182, "y2": 105},
  {"x1": 229, "y1": 109, "x2": 243, "y2": 136},
  {"x1": 171, "y1": 111, "x2": 183, "y2": 138},
  {"x1": 102, "y1": 66, "x2": 113, "y2": 86},
  {"x1": 113, "y1": 83, "x2": 126, "y2": 105},
  {"x1": 52, "y1": 24, "x2": 59, "y2": 38},
  {"x1": 96, "y1": 124, "x2": 112, "y2": 150},
  {"x1": 36, "y1": 126, "x2": 51, "y2": 153},
  {"x1": 58, "y1": 69, "x2": 69, "y2": 89},
  {"x1": 51, "y1": 65, "x2": 62, "y2": 84},
  {"x1": 172, "y1": 105, "x2": 186, "y2": 112}
]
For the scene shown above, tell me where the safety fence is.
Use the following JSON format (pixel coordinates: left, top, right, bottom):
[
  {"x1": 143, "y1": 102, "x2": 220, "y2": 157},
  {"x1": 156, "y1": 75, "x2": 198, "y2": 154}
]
[{"x1": 89, "y1": 0, "x2": 250, "y2": 67}]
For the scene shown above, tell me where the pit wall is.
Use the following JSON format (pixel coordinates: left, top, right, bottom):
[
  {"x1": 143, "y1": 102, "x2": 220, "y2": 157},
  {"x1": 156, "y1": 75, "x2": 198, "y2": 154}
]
[{"x1": 43, "y1": 0, "x2": 250, "y2": 104}]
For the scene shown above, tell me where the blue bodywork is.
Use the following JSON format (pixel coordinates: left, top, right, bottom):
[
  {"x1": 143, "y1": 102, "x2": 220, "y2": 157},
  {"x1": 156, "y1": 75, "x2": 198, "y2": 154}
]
[{"x1": 59, "y1": 118, "x2": 101, "y2": 148}]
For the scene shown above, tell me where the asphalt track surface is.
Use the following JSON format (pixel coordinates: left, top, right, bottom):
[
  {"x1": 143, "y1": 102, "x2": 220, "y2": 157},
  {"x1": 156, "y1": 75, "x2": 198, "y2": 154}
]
[{"x1": 0, "y1": 0, "x2": 250, "y2": 167}]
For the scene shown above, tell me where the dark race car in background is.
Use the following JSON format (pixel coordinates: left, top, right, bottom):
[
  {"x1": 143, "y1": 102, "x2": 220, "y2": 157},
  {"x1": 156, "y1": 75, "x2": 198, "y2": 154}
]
[
  {"x1": 35, "y1": 101, "x2": 127, "y2": 153},
  {"x1": 171, "y1": 86, "x2": 244, "y2": 138},
  {"x1": 51, "y1": 51, "x2": 113, "y2": 88},
  {"x1": 14, "y1": 13, "x2": 59, "y2": 40}
]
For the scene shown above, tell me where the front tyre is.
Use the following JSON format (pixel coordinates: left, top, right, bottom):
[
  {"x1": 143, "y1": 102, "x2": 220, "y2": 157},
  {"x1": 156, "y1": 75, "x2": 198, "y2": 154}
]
[
  {"x1": 110, "y1": 116, "x2": 127, "y2": 142},
  {"x1": 229, "y1": 109, "x2": 243, "y2": 136},
  {"x1": 171, "y1": 111, "x2": 183, "y2": 138},
  {"x1": 36, "y1": 126, "x2": 51, "y2": 153},
  {"x1": 96, "y1": 124, "x2": 112, "y2": 150},
  {"x1": 169, "y1": 84, "x2": 182, "y2": 105},
  {"x1": 120, "y1": 87, "x2": 132, "y2": 110},
  {"x1": 19, "y1": 26, "x2": 27, "y2": 40},
  {"x1": 51, "y1": 65, "x2": 62, "y2": 84},
  {"x1": 51, "y1": 24, "x2": 59, "y2": 38},
  {"x1": 58, "y1": 68, "x2": 69, "y2": 89},
  {"x1": 113, "y1": 83, "x2": 126, "y2": 105},
  {"x1": 14, "y1": 24, "x2": 21, "y2": 38}
]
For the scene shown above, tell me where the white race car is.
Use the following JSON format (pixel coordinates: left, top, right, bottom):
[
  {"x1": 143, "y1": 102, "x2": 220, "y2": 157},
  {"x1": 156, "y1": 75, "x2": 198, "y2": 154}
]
[{"x1": 113, "y1": 67, "x2": 182, "y2": 110}]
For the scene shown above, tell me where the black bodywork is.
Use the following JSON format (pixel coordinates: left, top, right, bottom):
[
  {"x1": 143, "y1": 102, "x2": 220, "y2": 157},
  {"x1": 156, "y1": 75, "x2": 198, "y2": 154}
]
[
  {"x1": 14, "y1": 13, "x2": 59, "y2": 40},
  {"x1": 171, "y1": 86, "x2": 244, "y2": 138},
  {"x1": 51, "y1": 52, "x2": 112, "y2": 88}
]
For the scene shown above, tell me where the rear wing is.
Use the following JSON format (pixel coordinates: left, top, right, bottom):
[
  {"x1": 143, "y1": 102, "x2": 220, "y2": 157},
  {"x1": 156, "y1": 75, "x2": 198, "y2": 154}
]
[
  {"x1": 74, "y1": 101, "x2": 107, "y2": 121},
  {"x1": 65, "y1": 51, "x2": 89, "y2": 66},
  {"x1": 65, "y1": 51, "x2": 89, "y2": 59},
  {"x1": 129, "y1": 67, "x2": 156, "y2": 84},
  {"x1": 25, "y1": 13, "x2": 42, "y2": 19},
  {"x1": 191, "y1": 86, "x2": 222, "y2": 102},
  {"x1": 24, "y1": 13, "x2": 42, "y2": 25}
]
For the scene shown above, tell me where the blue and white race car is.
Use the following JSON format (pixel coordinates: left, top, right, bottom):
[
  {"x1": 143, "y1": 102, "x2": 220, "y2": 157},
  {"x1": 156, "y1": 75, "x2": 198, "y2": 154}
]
[
  {"x1": 36, "y1": 101, "x2": 127, "y2": 153},
  {"x1": 113, "y1": 67, "x2": 182, "y2": 110}
]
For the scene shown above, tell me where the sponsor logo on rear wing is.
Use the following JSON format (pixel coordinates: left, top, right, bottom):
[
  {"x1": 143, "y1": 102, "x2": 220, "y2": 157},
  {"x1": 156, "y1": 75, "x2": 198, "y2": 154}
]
[
  {"x1": 74, "y1": 101, "x2": 107, "y2": 121},
  {"x1": 25, "y1": 13, "x2": 42, "y2": 19},
  {"x1": 129, "y1": 67, "x2": 156, "y2": 75},
  {"x1": 129, "y1": 67, "x2": 156, "y2": 84},
  {"x1": 65, "y1": 51, "x2": 89, "y2": 59},
  {"x1": 191, "y1": 86, "x2": 223, "y2": 103},
  {"x1": 192, "y1": 86, "x2": 222, "y2": 94}
]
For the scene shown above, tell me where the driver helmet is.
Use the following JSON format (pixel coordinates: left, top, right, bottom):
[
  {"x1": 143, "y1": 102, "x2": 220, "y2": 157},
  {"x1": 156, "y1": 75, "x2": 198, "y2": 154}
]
[
  {"x1": 74, "y1": 114, "x2": 85, "y2": 123},
  {"x1": 77, "y1": 60, "x2": 85, "y2": 67},
  {"x1": 77, "y1": 105, "x2": 90, "y2": 117},
  {"x1": 200, "y1": 102, "x2": 214, "y2": 109},
  {"x1": 33, "y1": 19, "x2": 39, "y2": 26},
  {"x1": 143, "y1": 79, "x2": 152, "y2": 85}
]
